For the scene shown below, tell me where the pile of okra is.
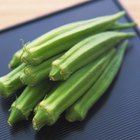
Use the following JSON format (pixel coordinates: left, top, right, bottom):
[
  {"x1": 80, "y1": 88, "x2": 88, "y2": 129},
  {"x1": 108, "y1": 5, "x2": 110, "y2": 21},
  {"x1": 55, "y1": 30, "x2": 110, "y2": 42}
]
[{"x1": 0, "y1": 11, "x2": 136, "y2": 130}]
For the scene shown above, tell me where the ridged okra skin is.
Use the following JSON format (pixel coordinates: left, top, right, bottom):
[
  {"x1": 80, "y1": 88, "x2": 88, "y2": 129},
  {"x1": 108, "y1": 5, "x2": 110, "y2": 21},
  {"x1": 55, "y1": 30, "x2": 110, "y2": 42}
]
[
  {"x1": 21, "y1": 12, "x2": 125, "y2": 65},
  {"x1": 8, "y1": 80, "x2": 54, "y2": 125},
  {"x1": 32, "y1": 49, "x2": 116, "y2": 130},
  {"x1": 65, "y1": 41, "x2": 128, "y2": 122},
  {"x1": 8, "y1": 18, "x2": 102, "y2": 69},
  {"x1": 9, "y1": 49, "x2": 23, "y2": 68},
  {"x1": 50, "y1": 31, "x2": 135, "y2": 81},
  {"x1": 22, "y1": 17, "x2": 101, "y2": 50},
  {"x1": 0, "y1": 64, "x2": 25, "y2": 97},
  {"x1": 8, "y1": 21, "x2": 135, "y2": 69},
  {"x1": 7, "y1": 17, "x2": 100, "y2": 69},
  {"x1": 109, "y1": 22, "x2": 136, "y2": 30},
  {"x1": 9, "y1": 16, "x2": 107, "y2": 68},
  {"x1": 20, "y1": 53, "x2": 63, "y2": 86}
]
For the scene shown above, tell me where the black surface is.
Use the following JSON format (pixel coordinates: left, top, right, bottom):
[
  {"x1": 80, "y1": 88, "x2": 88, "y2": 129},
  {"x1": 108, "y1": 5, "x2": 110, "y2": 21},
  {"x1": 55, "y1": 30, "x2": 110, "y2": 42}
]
[{"x1": 1, "y1": 0, "x2": 140, "y2": 139}]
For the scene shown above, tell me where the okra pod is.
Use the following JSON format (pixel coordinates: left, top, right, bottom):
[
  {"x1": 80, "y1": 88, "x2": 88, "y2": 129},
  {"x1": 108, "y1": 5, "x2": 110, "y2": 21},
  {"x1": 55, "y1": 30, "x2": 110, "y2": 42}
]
[
  {"x1": 8, "y1": 18, "x2": 100, "y2": 69},
  {"x1": 8, "y1": 80, "x2": 53, "y2": 125},
  {"x1": 0, "y1": 64, "x2": 25, "y2": 97},
  {"x1": 22, "y1": 12, "x2": 125, "y2": 65},
  {"x1": 10, "y1": 16, "x2": 110, "y2": 68},
  {"x1": 32, "y1": 49, "x2": 115, "y2": 130},
  {"x1": 50, "y1": 31, "x2": 135, "y2": 81},
  {"x1": 20, "y1": 53, "x2": 63, "y2": 86},
  {"x1": 65, "y1": 41, "x2": 128, "y2": 122}
]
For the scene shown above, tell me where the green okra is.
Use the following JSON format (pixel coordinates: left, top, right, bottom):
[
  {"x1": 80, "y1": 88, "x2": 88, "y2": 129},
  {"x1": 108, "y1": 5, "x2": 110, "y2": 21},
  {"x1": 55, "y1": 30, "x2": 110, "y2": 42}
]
[
  {"x1": 65, "y1": 41, "x2": 129, "y2": 122},
  {"x1": 9, "y1": 49, "x2": 23, "y2": 68},
  {"x1": 32, "y1": 48, "x2": 116, "y2": 130},
  {"x1": 0, "y1": 64, "x2": 25, "y2": 97},
  {"x1": 8, "y1": 18, "x2": 100, "y2": 69},
  {"x1": 50, "y1": 31, "x2": 135, "y2": 81},
  {"x1": 110, "y1": 22, "x2": 136, "y2": 30},
  {"x1": 9, "y1": 20, "x2": 136, "y2": 68},
  {"x1": 21, "y1": 12, "x2": 125, "y2": 65},
  {"x1": 20, "y1": 53, "x2": 63, "y2": 86},
  {"x1": 9, "y1": 16, "x2": 134, "y2": 68},
  {"x1": 8, "y1": 80, "x2": 54, "y2": 125}
]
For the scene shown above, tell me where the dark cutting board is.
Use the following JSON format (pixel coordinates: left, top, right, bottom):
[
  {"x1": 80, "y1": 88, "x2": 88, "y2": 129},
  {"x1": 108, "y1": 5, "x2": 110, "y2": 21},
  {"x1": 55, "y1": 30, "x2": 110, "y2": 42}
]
[{"x1": 1, "y1": 0, "x2": 140, "y2": 140}]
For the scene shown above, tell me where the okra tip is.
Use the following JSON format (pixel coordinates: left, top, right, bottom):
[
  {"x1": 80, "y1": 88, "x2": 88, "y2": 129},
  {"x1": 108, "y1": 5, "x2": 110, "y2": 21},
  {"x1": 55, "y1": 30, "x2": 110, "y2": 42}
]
[
  {"x1": 126, "y1": 32, "x2": 136, "y2": 38},
  {"x1": 8, "y1": 107, "x2": 25, "y2": 126},
  {"x1": 126, "y1": 22, "x2": 136, "y2": 28},
  {"x1": 122, "y1": 40, "x2": 129, "y2": 47},
  {"x1": 115, "y1": 11, "x2": 125, "y2": 17},
  {"x1": 119, "y1": 40, "x2": 129, "y2": 52}
]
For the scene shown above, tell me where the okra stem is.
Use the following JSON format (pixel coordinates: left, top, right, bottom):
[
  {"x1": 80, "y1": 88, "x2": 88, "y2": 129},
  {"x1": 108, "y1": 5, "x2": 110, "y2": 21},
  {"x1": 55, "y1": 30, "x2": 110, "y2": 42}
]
[
  {"x1": 20, "y1": 53, "x2": 63, "y2": 86},
  {"x1": 32, "y1": 49, "x2": 115, "y2": 130},
  {"x1": 65, "y1": 41, "x2": 128, "y2": 122},
  {"x1": 8, "y1": 80, "x2": 53, "y2": 125},
  {"x1": 0, "y1": 64, "x2": 25, "y2": 97},
  {"x1": 8, "y1": 49, "x2": 23, "y2": 68}
]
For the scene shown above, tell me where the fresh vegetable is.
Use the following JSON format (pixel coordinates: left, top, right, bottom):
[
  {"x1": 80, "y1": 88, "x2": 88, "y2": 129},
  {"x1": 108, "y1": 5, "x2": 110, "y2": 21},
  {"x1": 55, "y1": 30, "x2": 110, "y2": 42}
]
[
  {"x1": 9, "y1": 49, "x2": 23, "y2": 68},
  {"x1": 32, "y1": 49, "x2": 115, "y2": 130},
  {"x1": 9, "y1": 21, "x2": 135, "y2": 68},
  {"x1": 9, "y1": 17, "x2": 108, "y2": 68},
  {"x1": 0, "y1": 64, "x2": 25, "y2": 97},
  {"x1": 8, "y1": 80, "x2": 53, "y2": 125},
  {"x1": 20, "y1": 53, "x2": 63, "y2": 86},
  {"x1": 50, "y1": 31, "x2": 135, "y2": 81},
  {"x1": 110, "y1": 22, "x2": 136, "y2": 30},
  {"x1": 65, "y1": 41, "x2": 128, "y2": 122},
  {"x1": 21, "y1": 12, "x2": 125, "y2": 65},
  {"x1": 0, "y1": 11, "x2": 136, "y2": 132}
]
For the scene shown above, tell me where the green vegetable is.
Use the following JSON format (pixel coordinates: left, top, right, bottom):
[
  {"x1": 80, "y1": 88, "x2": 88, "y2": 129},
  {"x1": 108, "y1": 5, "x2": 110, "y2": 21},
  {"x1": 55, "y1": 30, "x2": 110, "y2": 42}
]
[
  {"x1": 20, "y1": 53, "x2": 63, "y2": 86},
  {"x1": 9, "y1": 49, "x2": 23, "y2": 68},
  {"x1": 8, "y1": 80, "x2": 53, "y2": 125},
  {"x1": 50, "y1": 31, "x2": 135, "y2": 81},
  {"x1": 109, "y1": 22, "x2": 136, "y2": 30},
  {"x1": 21, "y1": 12, "x2": 125, "y2": 65},
  {"x1": 9, "y1": 16, "x2": 108, "y2": 68},
  {"x1": 32, "y1": 49, "x2": 115, "y2": 130},
  {"x1": 9, "y1": 18, "x2": 134, "y2": 69},
  {"x1": 8, "y1": 20, "x2": 97, "y2": 69},
  {"x1": 65, "y1": 41, "x2": 128, "y2": 122},
  {"x1": 9, "y1": 17, "x2": 134, "y2": 69},
  {"x1": 0, "y1": 64, "x2": 25, "y2": 97}
]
